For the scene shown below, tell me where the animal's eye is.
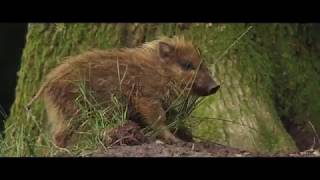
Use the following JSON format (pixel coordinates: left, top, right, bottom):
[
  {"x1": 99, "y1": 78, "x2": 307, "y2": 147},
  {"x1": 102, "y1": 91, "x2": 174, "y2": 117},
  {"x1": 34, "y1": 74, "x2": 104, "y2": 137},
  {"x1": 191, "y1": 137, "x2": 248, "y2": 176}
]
[{"x1": 182, "y1": 62, "x2": 194, "y2": 70}]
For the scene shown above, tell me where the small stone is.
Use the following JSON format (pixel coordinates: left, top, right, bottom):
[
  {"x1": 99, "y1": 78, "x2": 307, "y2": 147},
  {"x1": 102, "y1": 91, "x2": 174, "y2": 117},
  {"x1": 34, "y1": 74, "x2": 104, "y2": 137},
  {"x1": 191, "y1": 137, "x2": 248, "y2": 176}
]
[
  {"x1": 155, "y1": 140, "x2": 165, "y2": 144},
  {"x1": 312, "y1": 150, "x2": 320, "y2": 156},
  {"x1": 235, "y1": 154, "x2": 244, "y2": 157}
]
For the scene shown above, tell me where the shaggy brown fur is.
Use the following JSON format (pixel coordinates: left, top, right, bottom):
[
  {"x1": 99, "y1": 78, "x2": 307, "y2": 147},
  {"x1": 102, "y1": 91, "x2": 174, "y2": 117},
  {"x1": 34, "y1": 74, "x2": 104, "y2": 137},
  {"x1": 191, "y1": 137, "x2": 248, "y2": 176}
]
[{"x1": 27, "y1": 36, "x2": 220, "y2": 147}]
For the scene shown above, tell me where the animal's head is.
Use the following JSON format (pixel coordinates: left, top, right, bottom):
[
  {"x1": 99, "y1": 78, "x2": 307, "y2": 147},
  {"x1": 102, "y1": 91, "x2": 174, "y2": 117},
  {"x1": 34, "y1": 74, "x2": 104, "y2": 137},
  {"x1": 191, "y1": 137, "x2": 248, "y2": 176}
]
[{"x1": 157, "y1": 36, "x2": 220, "y2": 96}]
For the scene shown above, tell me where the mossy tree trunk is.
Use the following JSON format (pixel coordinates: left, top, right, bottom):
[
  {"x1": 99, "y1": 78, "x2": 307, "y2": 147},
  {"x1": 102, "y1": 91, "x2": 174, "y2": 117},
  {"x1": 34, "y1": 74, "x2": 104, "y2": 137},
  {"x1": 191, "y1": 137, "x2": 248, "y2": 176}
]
[{"x1": 4, "y1": 23, "x2": 320, "y2": 156}]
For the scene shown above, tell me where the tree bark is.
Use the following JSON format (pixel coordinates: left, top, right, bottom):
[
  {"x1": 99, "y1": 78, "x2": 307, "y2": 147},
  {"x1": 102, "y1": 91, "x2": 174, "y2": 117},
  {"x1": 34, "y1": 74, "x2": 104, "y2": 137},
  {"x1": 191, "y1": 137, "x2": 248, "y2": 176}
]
[{"x1": 4, "y1": 23, "x2": 320, "y2": 156}]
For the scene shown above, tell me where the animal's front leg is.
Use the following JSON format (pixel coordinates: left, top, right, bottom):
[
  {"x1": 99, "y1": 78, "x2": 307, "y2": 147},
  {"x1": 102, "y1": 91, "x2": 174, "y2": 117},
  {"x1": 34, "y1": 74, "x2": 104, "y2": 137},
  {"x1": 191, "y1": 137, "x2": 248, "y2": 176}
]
[{"x1": 132, "y1": 97, "x2": 182, "y2": 144}]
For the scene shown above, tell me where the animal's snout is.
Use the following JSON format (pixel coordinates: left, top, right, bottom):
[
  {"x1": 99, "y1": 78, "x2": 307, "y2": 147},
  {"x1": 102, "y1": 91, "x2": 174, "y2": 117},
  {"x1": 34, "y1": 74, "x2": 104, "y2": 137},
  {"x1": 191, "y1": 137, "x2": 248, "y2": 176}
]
[
  {"x1": 207, "y1": 84, "x2": 220, "y2": 95},
  {"x1": 193, "y1": 80, "x2": 220, "y2": 96}
]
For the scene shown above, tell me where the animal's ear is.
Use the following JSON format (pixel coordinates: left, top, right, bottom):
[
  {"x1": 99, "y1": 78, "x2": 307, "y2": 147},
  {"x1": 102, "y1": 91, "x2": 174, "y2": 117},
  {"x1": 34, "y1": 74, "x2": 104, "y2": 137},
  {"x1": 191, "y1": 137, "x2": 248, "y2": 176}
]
[{"x1": 159, "y1": 41, "x2": 174, "y2": 60}]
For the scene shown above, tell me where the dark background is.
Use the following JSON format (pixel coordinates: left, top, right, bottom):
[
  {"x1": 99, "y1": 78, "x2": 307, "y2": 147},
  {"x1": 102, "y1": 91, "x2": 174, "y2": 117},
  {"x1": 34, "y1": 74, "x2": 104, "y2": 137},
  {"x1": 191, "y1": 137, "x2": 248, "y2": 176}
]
[{"x1": 0, "y1": 23, "x2": 28, "y2": 134}]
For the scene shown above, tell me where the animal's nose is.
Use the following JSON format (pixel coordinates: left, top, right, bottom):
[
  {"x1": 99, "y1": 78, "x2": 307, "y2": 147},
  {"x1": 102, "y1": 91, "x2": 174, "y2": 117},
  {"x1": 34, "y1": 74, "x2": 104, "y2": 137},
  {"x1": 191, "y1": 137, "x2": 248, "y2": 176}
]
[{"x1": 208, "y1": 84, "x2": 220, "y2": 95}]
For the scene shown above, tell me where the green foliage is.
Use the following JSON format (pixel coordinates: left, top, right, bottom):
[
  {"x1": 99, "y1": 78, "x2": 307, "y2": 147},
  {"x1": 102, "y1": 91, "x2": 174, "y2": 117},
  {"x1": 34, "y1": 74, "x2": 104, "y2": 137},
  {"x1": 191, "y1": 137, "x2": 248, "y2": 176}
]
[
  {"x1": 3, "y1": 23, "x2": 124, "y2": 156},
  {"x1": 269, "y1": 24, "x2": 320, "y2": 135},
  {"x1": 58, "y1": 81, "x2": 128, "y2": 156},
  {"x1": 2, "y1": 23, "x2": 320, "y2": 156}
]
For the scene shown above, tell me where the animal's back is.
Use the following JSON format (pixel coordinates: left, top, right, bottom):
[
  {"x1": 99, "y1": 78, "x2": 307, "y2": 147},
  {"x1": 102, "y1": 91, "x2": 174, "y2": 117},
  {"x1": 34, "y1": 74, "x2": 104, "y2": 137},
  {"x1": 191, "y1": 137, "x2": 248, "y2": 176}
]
[
  {"x1": 43, "y1": 49, "x2": 170, "y2": 109},
  {"x1": 33, "y1": 36, "x2": 220, "y2": 147}
]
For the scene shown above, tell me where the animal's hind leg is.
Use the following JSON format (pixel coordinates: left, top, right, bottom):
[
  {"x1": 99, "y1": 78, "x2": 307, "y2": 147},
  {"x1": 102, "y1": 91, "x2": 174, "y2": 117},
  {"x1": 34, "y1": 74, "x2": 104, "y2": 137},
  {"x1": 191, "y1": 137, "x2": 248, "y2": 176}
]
[{"x1": 43, "y1": 95, "x2": 74, "y2": 148}]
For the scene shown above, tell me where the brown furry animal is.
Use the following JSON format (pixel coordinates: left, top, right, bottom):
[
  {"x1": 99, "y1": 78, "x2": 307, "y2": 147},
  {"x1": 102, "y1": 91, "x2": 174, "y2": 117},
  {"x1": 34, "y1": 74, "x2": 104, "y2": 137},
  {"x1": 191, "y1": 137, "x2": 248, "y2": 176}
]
[{"x1": 27, "y1": 36, "x2": 220, "y2": 147}]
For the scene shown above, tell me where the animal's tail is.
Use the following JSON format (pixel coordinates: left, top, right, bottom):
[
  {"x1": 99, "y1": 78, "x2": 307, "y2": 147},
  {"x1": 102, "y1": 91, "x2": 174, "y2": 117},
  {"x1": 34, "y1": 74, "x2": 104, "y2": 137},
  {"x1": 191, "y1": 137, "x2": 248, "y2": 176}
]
[{"x1": 25, "y1": 81, "x2": 48, "y2": 111}]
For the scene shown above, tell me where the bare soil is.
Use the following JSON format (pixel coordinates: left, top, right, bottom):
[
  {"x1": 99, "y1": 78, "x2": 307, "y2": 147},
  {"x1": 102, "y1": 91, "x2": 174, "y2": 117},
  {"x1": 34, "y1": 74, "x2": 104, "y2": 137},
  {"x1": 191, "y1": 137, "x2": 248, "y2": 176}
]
[{"x1": 85, "y1": 121, "x2": 320, "y2": 157}]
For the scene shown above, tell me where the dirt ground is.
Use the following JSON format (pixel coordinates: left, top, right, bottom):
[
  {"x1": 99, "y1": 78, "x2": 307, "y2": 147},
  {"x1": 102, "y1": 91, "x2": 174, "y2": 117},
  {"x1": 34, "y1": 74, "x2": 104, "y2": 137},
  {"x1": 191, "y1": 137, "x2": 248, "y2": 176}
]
[
  {"x1": 90, "y1": 142, "x2": 320, "y2": 157},
  {"x1": 85, "y1": 121, "x2": 320, "y2": 157}
]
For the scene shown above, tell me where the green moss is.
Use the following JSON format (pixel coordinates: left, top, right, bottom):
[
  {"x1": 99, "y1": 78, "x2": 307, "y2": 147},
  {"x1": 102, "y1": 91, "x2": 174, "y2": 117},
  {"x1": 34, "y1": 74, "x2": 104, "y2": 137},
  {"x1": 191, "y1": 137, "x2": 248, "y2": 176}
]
[
  {"x1": 185, "y1": 24, "x2": 300, "y2": 152},
  {"x1": 4, "y1": 23, "x2": 320, "y2": 156},
  {"x1": 4, "y1": 23, "x2": 124, "y2": 156}
]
